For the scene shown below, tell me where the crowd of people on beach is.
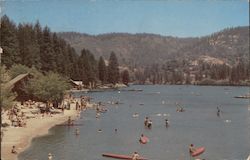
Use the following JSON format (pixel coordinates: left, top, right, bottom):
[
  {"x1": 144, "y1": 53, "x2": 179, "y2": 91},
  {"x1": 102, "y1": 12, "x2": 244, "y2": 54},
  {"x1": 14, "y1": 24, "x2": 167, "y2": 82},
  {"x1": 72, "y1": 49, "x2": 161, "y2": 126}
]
[
  {"x1": 6, "y1": 104, "x2": 27, "y2": 127},
  {"x1": 1, "y1": 94, "x2": 95, "y2": 159},
  {"x1": 4, "y1": 93, "x2": 226, "y2": 160}
]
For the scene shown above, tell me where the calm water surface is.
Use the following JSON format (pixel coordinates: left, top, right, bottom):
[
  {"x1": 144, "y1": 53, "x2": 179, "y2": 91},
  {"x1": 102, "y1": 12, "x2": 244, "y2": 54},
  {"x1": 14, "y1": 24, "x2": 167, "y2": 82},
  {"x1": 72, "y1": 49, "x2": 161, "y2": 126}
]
[{"x1": 19, "y1": 85, "x2": 250, "y2": 160}]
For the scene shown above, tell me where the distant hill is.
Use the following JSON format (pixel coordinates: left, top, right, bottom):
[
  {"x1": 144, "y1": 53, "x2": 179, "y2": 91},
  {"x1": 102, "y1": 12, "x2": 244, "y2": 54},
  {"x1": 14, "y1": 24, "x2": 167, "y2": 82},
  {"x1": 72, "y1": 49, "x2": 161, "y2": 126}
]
[{"x1": 58, "y1": 26, "x2": 249, "y2": 66}]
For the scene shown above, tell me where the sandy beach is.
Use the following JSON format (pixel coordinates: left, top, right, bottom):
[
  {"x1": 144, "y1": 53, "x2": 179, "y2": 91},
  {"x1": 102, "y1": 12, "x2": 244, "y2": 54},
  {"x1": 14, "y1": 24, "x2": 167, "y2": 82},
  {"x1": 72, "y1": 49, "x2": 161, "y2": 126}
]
[{"x1": 1, "y1": 104, "x2": 79, "y2": 160}]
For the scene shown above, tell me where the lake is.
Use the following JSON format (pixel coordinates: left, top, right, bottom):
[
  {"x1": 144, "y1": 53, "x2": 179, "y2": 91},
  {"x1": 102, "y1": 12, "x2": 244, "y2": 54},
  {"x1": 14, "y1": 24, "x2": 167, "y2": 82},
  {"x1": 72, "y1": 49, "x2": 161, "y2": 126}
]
[{"x1": 18, "y1": 85, "x2": 250, "y2": 160}]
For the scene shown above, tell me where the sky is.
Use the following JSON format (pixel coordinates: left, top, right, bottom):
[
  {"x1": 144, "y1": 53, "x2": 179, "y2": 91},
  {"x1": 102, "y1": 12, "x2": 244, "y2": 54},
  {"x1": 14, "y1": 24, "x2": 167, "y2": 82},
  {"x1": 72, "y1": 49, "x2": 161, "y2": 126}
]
[{"x1": 1, "y1": 0, "x2": 249, "y2": 37}]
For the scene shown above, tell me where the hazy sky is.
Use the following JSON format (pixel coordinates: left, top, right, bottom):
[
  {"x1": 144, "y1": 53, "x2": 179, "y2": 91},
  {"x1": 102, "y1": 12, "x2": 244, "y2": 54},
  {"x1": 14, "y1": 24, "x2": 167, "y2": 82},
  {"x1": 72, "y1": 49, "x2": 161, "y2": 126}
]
[{"x1": 2, "y1": 0, "x2": 249, "y2": 37}]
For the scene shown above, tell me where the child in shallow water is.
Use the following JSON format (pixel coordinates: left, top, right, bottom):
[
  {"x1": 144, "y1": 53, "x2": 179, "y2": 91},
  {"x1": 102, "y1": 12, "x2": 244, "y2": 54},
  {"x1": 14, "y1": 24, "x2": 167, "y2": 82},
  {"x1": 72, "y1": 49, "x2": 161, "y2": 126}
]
[{"x1": 48, "y1": 153, "x2": 53, "y2": 160}]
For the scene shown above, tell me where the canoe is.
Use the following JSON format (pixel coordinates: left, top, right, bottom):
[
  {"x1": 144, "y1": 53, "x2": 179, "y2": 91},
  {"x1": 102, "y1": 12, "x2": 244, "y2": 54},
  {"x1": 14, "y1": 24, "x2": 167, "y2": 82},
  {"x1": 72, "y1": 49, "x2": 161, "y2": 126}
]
[
  {"x1": 192, "y1": 147, "x2": 205, "y2": 157},
  {"x1": 139, "y1": 136, "x2": 149, "y2": 144},
  {"x1": 247, "y1": 154, "x2": 250, "y2": 160},
  {"x1": 102, "y1": 153, "x2": 147, "y2": 160},
  {"x1": 56, "y1": 124, "x2": 83, "y2": 126}
]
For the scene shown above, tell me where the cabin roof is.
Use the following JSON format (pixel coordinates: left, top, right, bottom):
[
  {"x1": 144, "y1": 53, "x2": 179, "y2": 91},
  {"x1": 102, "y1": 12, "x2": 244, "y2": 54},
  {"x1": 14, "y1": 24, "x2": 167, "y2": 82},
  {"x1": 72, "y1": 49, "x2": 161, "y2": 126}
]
[
  {"x1": 70, "y1": 79, "x2": 83, "y2": 86},
  {"x1": 4, "y1": 73, "x2": 30, "y2": 89}
]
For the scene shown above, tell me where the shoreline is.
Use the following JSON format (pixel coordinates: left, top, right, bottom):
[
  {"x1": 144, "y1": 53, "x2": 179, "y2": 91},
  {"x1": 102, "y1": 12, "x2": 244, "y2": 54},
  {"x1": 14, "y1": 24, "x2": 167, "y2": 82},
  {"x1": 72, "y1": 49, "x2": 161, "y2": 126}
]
[{"x1": 1, "y1": 105, "x2": 79, "y2": 160}]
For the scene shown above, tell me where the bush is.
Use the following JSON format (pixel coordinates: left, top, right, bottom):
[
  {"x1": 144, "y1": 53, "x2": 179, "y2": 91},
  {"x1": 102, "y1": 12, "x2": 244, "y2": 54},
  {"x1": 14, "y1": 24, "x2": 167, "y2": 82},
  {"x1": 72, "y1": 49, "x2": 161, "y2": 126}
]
[{"x1": 25, "y1": 72, "x2": 70, "y2": 103}]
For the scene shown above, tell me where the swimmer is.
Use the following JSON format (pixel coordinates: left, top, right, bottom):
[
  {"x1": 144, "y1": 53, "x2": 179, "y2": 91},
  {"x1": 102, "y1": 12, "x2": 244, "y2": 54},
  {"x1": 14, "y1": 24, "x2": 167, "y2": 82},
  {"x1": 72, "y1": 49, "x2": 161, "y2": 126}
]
[
  {"x1": 75, "y1": 128, "x2": 80, "y2": 135},
  {"x1": 48, "y1": 153, "x2": 53, "y2": 160}
]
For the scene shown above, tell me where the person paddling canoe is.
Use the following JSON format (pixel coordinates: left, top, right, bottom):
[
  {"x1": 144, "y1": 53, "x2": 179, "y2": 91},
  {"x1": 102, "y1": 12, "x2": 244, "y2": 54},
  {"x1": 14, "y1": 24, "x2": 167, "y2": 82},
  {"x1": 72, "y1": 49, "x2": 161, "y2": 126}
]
[{"x1": 132, "y1": 152, "x2": 140, "y2": 160}]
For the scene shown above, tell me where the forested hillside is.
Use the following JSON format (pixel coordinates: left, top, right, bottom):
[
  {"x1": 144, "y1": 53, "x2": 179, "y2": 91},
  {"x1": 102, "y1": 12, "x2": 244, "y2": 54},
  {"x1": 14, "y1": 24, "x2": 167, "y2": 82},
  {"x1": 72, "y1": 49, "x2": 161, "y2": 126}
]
[
  {"x1": 0, "y1": 15, "x2": 121, "y2": 86},
  {"x1": 59, "y1": 26, "x2": 249, "y2": 85},
  {"x1": 58, "y1": 26, "x2": 249, "y2": 66},
  {"x1": 1, "y1": 15, "x2": 249, "y2": 86}
]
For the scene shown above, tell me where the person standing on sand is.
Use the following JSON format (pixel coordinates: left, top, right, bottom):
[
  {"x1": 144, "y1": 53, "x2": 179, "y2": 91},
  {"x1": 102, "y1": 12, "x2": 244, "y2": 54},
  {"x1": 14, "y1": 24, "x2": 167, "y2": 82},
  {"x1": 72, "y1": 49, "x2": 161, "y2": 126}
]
[
  {"x1": 11, "y1": 145, "x2": 17, "y2": 154},
  {"x1": 76, "y1": 101, "x2": 79, "y2": 110}
]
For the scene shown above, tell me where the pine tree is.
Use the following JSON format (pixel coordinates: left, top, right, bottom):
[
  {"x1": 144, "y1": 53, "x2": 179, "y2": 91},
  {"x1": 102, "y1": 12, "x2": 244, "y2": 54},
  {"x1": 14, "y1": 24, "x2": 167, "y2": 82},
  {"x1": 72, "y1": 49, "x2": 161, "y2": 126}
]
[
  {"x1": 107, "y1": 52, "x2": 119, "y2": 84},
  {"x1": 78, "y1": 49, "x2": 95, "y2": 87},
  {"x1": 34, "y1": 21, "x2": 43, "y2": 69},
  {"x1": 122, "y1": 70, "x2": 130, "y2": 85},
  {"x1": 0, "y1": 15, "x2": 20, "y2": 68},
  {"x1": 98, "y1": 56, "x2": 107, "y2": 84},
  {"x1": 40, "y1": 26, "x2": 56, "y2": 72},
  {"x1": 17, "y1": 23, "x2": 40, "y2": 67}
]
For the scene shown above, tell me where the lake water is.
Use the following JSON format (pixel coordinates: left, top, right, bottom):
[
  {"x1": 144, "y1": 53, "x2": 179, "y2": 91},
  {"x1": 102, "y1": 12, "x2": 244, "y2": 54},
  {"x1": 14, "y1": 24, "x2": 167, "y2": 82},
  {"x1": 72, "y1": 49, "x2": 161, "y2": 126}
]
[{"x1": 18, "y1": 85, "x2": 250, "y2": 160}]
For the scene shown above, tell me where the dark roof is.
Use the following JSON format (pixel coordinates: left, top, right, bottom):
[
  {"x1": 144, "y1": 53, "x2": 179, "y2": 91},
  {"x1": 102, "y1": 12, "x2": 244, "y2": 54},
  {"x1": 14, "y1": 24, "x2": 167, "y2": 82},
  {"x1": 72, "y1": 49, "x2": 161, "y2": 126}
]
[{"x1": 4, "y1": 73, "x2": 30, "y2": 89}]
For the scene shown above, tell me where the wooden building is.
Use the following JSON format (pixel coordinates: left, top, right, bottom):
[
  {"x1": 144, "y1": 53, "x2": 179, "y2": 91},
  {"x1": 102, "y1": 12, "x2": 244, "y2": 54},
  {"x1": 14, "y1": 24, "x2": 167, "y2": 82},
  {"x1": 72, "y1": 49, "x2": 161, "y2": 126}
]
[{"x1": 4, "y1": 73, "x2": 33, "y2": 102}]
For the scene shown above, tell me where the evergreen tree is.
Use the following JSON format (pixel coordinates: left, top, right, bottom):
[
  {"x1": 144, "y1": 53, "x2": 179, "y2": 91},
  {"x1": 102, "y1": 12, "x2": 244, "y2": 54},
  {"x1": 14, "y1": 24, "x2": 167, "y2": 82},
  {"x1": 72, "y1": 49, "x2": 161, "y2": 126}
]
[
  {"x1": 78, "y1": 49, "x2": 96, "y2": 87},
  {"x1": 122, "y1": 70, "x2": 130, "y2": 85},
  {"x1": 40, "y1": 26, "x2": 56, "y2": 72},
  {"x1": 34, "y1": 21, "x2": 43, "y2": 69},
  {"x1": 17, "y1": 23, "x2": 40, "y2": 67},
  {"x1": 107, "y1": 52, "x2": 119, "y2": 84},
  {"x1": 0, "y1": 15, "x2": 20, "y2": 68},
  {"x1": 98, "y1": 56, "x2": 107, "y2": 84}
]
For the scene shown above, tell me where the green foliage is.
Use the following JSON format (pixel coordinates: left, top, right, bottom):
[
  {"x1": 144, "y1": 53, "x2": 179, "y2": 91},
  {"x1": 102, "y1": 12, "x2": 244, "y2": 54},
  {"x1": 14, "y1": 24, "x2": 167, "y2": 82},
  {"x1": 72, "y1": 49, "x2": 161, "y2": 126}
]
[
  {"x1": 25, "y1": 72, "x2": 70, "y2": 102},
  {"x1": 9, "y1": 64, "x2": 31, "y2": 78},
  {"x1": 0, "y1": 86, "x2": 16, "y2": 110},
  {"x1": 40, "y1": 26, "x2": 56, "y2": 72},
  {"x1": 98, "y1": 56, "x2": 107, "y2": 84},
  {"x1": 122, "y1": 70, "x2": 130, "y2": 85},
  {"x1": 0, "y1": 15, "x2": 86, "y2": 81},
  {"x1": 107, "y1": 52, "x2": 120, "y2": 84},
  {"x1": 78, "y1": 49, "x2": 97, "y2": 86},
  {"x1": 0, "y1": 65, "x2": 11, "y2": 83},
  {"x1": 9, "y1": 64, "x2": 42, "y2": 79},
  {"x1": 0, "y1": 15, "x2": 20, "y2": 68},
  {"x1": 17, "y1": 23, "x2": 40, "y2": 68}
]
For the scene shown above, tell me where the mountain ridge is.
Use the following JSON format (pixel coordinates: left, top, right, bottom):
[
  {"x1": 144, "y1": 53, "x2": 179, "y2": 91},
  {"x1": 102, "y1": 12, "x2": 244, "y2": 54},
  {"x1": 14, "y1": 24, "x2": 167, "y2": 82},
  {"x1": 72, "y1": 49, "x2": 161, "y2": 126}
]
[{"x1": 58, "y1": 26, "x2": 249, "y2": 66}]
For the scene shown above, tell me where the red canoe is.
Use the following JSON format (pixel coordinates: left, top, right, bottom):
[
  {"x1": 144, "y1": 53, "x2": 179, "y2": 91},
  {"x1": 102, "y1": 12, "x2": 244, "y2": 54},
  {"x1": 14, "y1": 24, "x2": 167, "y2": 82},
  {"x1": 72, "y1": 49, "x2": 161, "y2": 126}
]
[
  {"x1": 191, "y1": 147, "x2": 205, "y2": 157},
  {"x1": 102, "y1": 153, "x2": 148, "y2": 160},
  {"x1": 139, "y1": 136, "x2": 149, "y2": 144}
]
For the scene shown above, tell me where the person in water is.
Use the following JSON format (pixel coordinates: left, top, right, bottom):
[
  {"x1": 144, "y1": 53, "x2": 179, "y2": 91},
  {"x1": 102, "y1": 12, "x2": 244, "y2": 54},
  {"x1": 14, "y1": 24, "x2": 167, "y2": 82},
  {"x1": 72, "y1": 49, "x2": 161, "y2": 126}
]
[
  {"x1": 75, "y1": 128, "x2": 80, "y2": 135},
  {"x1": 139, "y1": 134, "x2": 144, "y2": 143},
  {"x1": 147, "y1": 120, "x2": 152, "y2": 128},
  {"x1": 189, "y1": 144, "x2": 196, "y2": 154},
  {"x1": 132, "y1": 152, "x2": 140, "y2": 160},
  {"x1": 144, "y1": 117, "x2": 149, "y2": 126},
  {"x1": 11, "y1": 145, "x2": 17, "y2": 154},
  {"x1": 217, "y1": 106, "x2": 221, "y2": 116},
  {"x1": 68, "y1": 116, "x2": 73, "y2": 126},
  {"x1": 165, "y1": 118, "x2": 169, "y2": 126},
  {"x1": 48, "y1": 153, "x2": 53, "y2": 160}
]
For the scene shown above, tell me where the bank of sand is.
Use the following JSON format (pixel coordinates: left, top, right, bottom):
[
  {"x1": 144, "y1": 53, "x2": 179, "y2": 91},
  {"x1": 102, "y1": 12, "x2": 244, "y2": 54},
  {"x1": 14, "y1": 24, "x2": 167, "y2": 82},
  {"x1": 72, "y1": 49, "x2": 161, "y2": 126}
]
[{"x1": 1, "y1": 109, "x2": 78, "y2": 160}]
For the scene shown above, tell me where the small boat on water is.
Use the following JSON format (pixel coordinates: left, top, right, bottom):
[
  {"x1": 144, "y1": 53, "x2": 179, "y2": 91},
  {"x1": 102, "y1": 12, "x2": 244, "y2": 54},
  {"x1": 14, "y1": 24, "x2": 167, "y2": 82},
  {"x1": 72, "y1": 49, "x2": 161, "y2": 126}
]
[
  {"x1": 191, "y1": 147, "x2": 205, "y2": 157},
  {"x1": 102, "y1": 153, "x2": 147, "y2": 160},
  {"x1": 120, "y1": 89, "x2": 143, "y2": 92},
  {"x1": 234, "y1": 95, "x2": 250, "y2": 99},
  {"x1": 247, "y1": 154, "x2": 250, "y2": 160}
]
